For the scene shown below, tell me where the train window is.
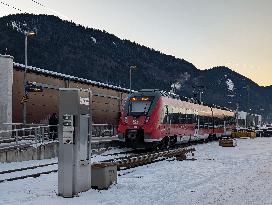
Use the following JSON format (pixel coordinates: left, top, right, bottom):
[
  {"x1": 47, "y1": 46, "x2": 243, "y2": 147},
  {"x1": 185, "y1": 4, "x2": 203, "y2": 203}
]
[
  {"x1": 162, "y1": 105, "x2": 169, "y2": 124},
  {"x1": 214, "y1": 117, "x2": 218, "y2": 127},
  {"x1": 208, "y1": 116, "x2": 213, "y2": 126},
  {"x1": 194, "y1": 114, "x2": 198, "y2": 124},
  {"x1": 169, "y1": 113, "x2": 173, "y2": 124},
  {"x1": 179, "y1": 114, "x2": 186, "y2": 124},
  {"x1": 186, "y1": 114, "x2": 194, "y2": 124},
  {"x1": 210, "y1": 116, "x2": 213, "y2": 126},
  {"x1": 203, "y1": 116, "x2": 208, "y2": 128},
  {"x1": 129, "y1": 97, "x2": 153, "y2": 116},
  {"x1": 211, "y1": 117, "x2": 214, "y2": 126},
  {"x1": 225, "y1": 116, "x2": 235, "y2": 126},
  {"x1": 172, "y1": 113, "x2": 180, "y2": 124},
  {"x1": 215, "y1": 117, "x2": 224, "y2": 127},
  {"x1": 225, "y1": 116, "x2": 228, "y2": 125},
  {"x1": 169, "y1": 114, "x2": 173, "y2": 124},
  {"x1": 199, "y1": 116, "x2": 204, "y2": 128},
  {"x1": 186, "y1": 114, "x2": 190, "y2": 124},
  {"x1": 214, "y1": 117, "x2": 217, "y2": 126},
  {"x1": 163, "y1": 116, "x2": 168, "y2": 124},
  {"x1": 165, "y1": 105, "x2": 169, "y2": 115}
]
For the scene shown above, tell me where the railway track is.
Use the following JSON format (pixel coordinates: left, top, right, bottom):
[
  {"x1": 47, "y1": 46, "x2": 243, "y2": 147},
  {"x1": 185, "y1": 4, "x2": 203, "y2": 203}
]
[
  {"x1": 95, "y1": 147, "x2": 195, "y2": 171},
  {"x1": 0, "y1": 138, "x2": 219, "y2": 183},
  {"x1": 0, "y1": 162, "x2": 57, "y2": 175},
  {"x1": 0, "y1": 169, "x2": 58, "y2": 183},
  {"x1": 0, "y1": 145, "x2": 196, "y2": 183},
  {"x1": 0, "y1": 162, "x2": 58, "y2": 183}
]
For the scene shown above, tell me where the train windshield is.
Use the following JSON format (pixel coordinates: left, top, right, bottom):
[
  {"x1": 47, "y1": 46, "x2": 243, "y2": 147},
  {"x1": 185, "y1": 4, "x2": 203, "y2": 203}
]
[{"x1": 129, "y1": 97, "x2": 153, "y2": 115}]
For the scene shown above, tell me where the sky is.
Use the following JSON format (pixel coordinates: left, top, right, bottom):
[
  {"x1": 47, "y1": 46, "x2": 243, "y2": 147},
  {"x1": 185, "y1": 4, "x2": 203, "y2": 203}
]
[{"x1": 0, "y1": 0, "x2": 272, "y2": 86}]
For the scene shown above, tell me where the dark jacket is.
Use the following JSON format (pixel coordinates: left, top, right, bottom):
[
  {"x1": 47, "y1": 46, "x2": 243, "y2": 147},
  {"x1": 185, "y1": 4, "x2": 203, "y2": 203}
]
[{"x1": 49, "y1": 115, "x2": 58, "y2": 125}]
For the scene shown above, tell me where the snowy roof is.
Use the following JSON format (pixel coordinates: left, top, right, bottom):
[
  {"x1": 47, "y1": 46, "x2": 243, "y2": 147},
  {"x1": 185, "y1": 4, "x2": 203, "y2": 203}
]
[{"x1": 13, "y1": 62, "x2": 131, "y2": 93}]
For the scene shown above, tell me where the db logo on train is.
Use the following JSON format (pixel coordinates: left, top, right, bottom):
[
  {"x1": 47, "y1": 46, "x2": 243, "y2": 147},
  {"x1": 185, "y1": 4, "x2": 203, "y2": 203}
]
[{"x1": 132, "y1": 119, "x2": 139, "y2": 125}]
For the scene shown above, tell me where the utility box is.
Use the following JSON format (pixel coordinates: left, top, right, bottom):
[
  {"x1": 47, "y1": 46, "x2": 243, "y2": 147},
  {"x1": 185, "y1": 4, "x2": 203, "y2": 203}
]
[
  {"x1": 91, "y1": 163, "x2": 117, "y2": 190},
  {"x1": 58, "y1": 88, "x2": 92, "y2": 198},
  {"x1": 219, "y1": 138, "x2": 237, "y2": 147}
]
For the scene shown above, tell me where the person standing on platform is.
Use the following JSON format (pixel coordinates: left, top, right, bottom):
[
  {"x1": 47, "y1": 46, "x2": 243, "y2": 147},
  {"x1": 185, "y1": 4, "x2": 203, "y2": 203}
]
[{"x1": 49, "y1": 113, "x2": 58, "y2": 140}]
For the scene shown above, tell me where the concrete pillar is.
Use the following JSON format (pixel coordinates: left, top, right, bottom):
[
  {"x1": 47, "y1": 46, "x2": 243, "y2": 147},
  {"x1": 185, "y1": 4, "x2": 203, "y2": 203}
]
[{"x1": 0, "y1": 55, "x2": 13, "y2": 131}]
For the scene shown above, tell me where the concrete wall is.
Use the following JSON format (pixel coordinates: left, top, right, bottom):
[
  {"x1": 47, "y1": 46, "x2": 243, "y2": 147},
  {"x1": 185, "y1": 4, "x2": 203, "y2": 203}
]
[
  {"x1": 0, "y1": 140, "x2": 121, "y2": 163},
  {"x1": 0, "y1": 55, "x2": 13, "y2": 131},
  {"x1": 0, "y1": 142, "x2": 58, "y2": 163}
]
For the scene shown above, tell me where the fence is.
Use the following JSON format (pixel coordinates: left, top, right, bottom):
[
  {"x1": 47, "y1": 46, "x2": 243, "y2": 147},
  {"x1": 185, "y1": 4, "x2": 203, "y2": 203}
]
[
  {"x1": 92, "y1": 124, "x2": 117, "y2": 138},
  {"x1": 0, "y1": 125, "x2": 58, "y2": 150},
  {"x1": 0, "y1": 123, "x2": 118, "y2": 149}
]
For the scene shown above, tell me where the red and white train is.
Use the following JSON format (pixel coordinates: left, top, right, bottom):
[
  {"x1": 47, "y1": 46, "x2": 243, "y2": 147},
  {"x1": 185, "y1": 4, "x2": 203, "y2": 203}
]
[{"x1": 118, "y1": 89, "x2": 236, "y2": 149}]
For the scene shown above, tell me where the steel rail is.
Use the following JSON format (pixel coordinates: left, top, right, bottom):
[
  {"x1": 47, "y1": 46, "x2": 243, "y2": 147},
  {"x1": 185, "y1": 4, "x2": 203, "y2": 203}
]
[
  {"x1": 0, "y1": 162, "x2": 57, "y2": 175},
  {"x1": 0, "y1": 147, "x2": 195, "y2": 183}
]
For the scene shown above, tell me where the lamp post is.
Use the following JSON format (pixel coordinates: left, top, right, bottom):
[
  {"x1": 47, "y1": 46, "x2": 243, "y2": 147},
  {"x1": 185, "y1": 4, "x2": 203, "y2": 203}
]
[
  {"x1": 23, "y1": 31, "x2": 35, "y2": 125},
  {"x1": 192, "y1": 85, "x2": 204, "y2": 103},
  {"x1": 242, "y1": 85, "x2": 250, "y2": 112},
  {"x1": 129, "y1": 65, "x2": 137, "y2": 94},
  {"x1": 199, "y1": 91, "x2": 203, "y2": 103}
]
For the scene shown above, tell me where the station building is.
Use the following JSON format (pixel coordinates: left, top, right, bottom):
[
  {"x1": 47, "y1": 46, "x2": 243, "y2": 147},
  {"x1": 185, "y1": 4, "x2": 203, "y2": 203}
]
[{"x1": 0, "y1": 54, "x2": 130, "y2": 130}]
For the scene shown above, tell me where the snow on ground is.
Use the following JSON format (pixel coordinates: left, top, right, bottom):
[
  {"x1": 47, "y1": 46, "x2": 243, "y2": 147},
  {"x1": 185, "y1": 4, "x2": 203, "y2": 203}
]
[
  {"x1": 0, "y1": 147, "x2": 132, "y2": 181},
  {"x1": 1, "y1": 138, "x2": 272, "y2": 205}
]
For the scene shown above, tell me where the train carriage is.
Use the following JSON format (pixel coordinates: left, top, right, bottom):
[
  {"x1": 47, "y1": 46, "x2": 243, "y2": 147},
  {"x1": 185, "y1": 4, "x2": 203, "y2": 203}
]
[{"x1": 118, "y1": 89, "x2": 236, "y2": 149}]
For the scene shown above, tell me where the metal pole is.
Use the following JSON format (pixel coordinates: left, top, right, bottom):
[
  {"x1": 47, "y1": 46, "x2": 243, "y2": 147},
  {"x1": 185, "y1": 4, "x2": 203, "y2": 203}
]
[
  {"x1": 247, "y1": 85, "x2": 250, "y2": 113},
  {"x1": 129, "y1": 67, "x2": 132, "y2": 94},
  {"x1": 23, "y1": 33, "x2": 27, "y2": 125}
]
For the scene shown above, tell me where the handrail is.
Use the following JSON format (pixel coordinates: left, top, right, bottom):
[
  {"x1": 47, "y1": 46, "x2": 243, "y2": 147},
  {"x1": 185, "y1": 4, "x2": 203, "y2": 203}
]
[
  {"x1": 93, "y1": 124, "x2": 112, "y2": 126},
  {"x1": 0, "y1": 125, "x2": 58, "y2": 134},
  {"x1": 0, "y1": 123, "x2": 117, "y2": 150},
  {"x1": 3, "y1": 123, "x2": 23, "y2": 125}
]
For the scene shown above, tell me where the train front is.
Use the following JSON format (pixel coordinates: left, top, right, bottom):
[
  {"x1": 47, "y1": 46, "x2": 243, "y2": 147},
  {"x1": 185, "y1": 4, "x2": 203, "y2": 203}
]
[{"x1": 118, "y1": 90, "x2": 161, "y2": 149}]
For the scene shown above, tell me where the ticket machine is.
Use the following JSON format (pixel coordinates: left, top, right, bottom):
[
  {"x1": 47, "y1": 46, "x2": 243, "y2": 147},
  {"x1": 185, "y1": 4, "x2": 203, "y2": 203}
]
[{"x1": 58, "y1": 88, "x2": 92, "y2": 198}]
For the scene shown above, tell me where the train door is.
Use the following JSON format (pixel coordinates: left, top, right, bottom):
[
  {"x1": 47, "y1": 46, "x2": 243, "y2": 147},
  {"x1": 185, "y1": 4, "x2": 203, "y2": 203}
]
[
  {"x1": 194, "y1": 110, "x2": 200, "y2": 140},
  {"x1": 161, "y1": 105, "x2": 170, "y2": 136},
  {"x1": 223, "y1": 116, "x2": 226, "y2": 135},
  {"x1": 211, "y1": 108, "x2": 215, "y2": 135},
  {"x1": 198, "y1": 114, "x2": 206, "y2": 140},
  {"x1": 165, "y1": 105, "x2": 171, "y2": 136}
]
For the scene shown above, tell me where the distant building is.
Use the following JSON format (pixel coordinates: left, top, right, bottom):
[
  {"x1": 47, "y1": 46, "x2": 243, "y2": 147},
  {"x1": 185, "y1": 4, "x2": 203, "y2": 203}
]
[{"x1": 237, "y1": 111, "x2": 262, "y2": 128}]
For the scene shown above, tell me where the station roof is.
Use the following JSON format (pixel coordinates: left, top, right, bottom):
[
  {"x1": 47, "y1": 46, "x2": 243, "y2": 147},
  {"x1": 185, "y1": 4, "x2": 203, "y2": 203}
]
[{"x1": 13, "y1": 62, "x2": 132, "y2": 93}]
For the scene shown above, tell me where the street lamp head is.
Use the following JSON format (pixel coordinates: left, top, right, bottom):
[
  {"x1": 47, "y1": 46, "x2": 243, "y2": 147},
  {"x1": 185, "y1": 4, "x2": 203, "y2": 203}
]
[
  {"x1": 25, "y1": 31, "x2": 36, "y2": 36},
  {"x1": 130, "y1": 65, "x2": 137, "y2": 69}
]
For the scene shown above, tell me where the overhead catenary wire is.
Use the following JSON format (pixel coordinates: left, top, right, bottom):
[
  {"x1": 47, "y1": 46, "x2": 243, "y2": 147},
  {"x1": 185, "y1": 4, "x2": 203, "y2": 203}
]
[
  {"x1": 30, "y1": 0, "x2": 45, "y2": 7},
  {"x1": 0, "y1": 1, "x2": 23, "y2": 12},
  {"x1": 27, "y1": 0, "x2": 70, "y2": 20},
  {"x1": 0, "y1": 0, "x2": 70, "y2": 21}
]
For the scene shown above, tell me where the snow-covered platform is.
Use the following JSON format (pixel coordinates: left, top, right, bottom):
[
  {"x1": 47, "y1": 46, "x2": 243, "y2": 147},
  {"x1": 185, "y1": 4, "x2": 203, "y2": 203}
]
[{"x1": 2, "y1": 138, "x2": 272, "y2": 205}]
